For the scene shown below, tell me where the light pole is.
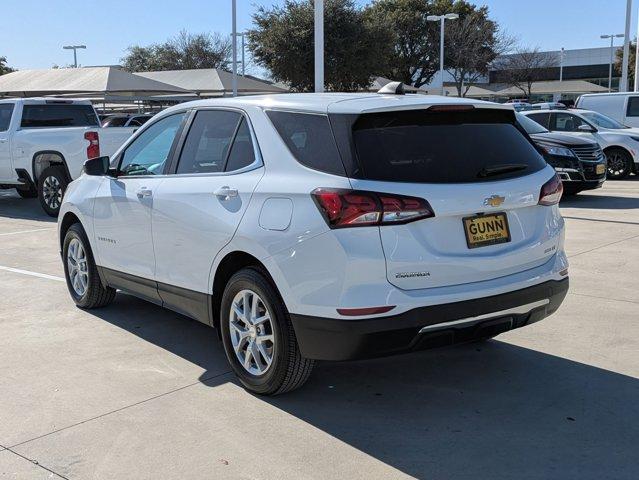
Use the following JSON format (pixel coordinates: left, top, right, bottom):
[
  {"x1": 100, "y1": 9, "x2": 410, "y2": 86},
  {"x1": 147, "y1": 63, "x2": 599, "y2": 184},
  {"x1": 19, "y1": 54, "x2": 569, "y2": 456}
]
[
  {"x1": 314, "y1": 0, "x2": 324, "y2": 93},
  {"x1": 621, "y1": 0, "x2": 632, "y2": 91},
  {"x1": 601, "y1": 33, "x2": 624, "y2": 92},
  {"x1": 62, "y1": 45, "x2": 86, "y2": 68},
  {"x1": 427, "y1": 13, "x2": 459, "y2": 95},
  {"x1": 559, "y1": 47, "x2": 565, "y2": 82},
  {"x1": 231, "y1": 0, "x2": 237, "y2": 97},
  {"x1": 233, "y1": 32, "x2": 247, "y2": 76},
  {"x1": 635, "y1": 13, "x2": 639, "y2": 91}
]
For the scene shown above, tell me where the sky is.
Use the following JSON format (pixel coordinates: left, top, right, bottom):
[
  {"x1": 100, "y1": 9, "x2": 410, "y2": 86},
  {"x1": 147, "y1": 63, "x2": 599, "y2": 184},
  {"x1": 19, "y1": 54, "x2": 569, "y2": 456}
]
[{"x1": 0, "y1": 0, "x2": 636, "y2": 72}]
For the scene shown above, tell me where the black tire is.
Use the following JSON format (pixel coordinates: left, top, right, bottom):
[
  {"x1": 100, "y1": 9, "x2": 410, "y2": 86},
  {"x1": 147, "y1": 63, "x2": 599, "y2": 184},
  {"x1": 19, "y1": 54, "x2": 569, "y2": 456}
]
[
  {"x1": 220, "y1": 267, "x2": 314, "y2": 395},
  {"x1": 38, "y1": 165, "x2": 69, "y2": 217},
  {"x1": 15, "y1": 185, "x2": 38, "y2": 198},
  {"x1": 62, "y1": 223, "x2": 116, "y2": 309},
  {"x1": 605, "y1": 148, "x2": 633, "y2": 179},
  {"x1": 561, "y1": 185, "x2": 583, "y2": 196}
]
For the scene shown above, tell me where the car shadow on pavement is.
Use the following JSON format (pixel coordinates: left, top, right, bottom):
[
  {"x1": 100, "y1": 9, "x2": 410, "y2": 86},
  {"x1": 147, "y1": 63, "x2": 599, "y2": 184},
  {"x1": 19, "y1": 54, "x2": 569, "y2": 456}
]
[
  {"x1": 560, "y1": 194, "x2": 639, "y2": 210},
  {"x1": 0, "y1": 191, "x2": 56, "y2": 223},
  {"x1": 86, "y1": 293, "x2": 638, "y2": 480}
]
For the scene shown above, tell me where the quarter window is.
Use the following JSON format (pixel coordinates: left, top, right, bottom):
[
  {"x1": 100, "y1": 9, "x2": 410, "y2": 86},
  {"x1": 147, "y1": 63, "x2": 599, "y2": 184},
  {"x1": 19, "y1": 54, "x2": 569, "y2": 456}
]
[
  {"x1": 119, "y1": 113, "x2": 186, "y2": 176},
  {"x1": 0, "y1": 104, "x2": 13, "y2": 132},
  {"x1": 266, "y1": 111, "x2": 345, "y2": 176}
]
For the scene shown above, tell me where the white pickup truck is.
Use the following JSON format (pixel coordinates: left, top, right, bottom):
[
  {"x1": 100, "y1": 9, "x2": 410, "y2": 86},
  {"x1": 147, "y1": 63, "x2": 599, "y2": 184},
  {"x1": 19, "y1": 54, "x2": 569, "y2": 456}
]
[{"x1": 0, "y1": 98, "x2": 136, "y2": 216}]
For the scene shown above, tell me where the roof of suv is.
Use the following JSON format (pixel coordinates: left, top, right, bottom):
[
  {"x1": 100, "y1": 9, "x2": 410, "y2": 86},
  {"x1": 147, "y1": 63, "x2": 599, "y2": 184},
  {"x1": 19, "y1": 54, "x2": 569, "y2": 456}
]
[{"x1": 165, "y1": 93, "x2": 511, "y2": 115}]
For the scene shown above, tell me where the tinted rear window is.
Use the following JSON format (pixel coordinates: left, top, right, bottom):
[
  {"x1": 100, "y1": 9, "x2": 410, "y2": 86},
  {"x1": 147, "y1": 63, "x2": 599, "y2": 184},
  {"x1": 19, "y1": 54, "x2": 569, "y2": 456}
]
[
  {"x1": 266, "y1": 111, "x2": 345, "y2": 176},
  {"x1": 21, "y1": 104, "x2": 99, "y2": 128},
  {"x1": 350, "y1": 109, "x2": 545, "y2": 183}
]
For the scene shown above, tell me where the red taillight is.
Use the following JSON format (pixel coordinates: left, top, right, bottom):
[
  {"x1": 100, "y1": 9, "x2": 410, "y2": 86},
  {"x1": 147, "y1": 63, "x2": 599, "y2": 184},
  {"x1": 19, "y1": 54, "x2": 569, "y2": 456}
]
[
  {"x1": 311, "y1": 188, "x2": 434, "y2": 228},
  {"x1": 84, "y1": 131, "x2": 100, "y2": 159},
  {"x1": 538, "y1": 174, "x2": 563, "y2": 206}
]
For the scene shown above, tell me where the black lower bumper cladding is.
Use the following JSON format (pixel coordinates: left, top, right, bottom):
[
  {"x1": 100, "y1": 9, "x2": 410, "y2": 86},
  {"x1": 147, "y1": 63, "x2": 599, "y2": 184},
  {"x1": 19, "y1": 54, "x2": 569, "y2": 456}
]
[{"x1": 290, "y1": 278, "x2": 569, "y2": 361}]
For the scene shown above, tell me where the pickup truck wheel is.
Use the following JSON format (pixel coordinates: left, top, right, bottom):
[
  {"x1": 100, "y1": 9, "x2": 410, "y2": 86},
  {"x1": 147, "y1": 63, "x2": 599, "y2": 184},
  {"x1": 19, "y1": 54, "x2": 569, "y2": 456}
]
[
  {"x1": 63, "y1": 223, "x2": 116, "y2": 309},
  {"x1": 220, "y1": 267, "x2": 314, "y2": 395},
  {"x1": 16, "y1": 186, "x2": 38, "y2": 198},
  {"x1": 605, "y1": 148, "x2": 632, "y2": 179},
  {"x1": 38, "y1": 166, "x2": 68, "y2": 217}
]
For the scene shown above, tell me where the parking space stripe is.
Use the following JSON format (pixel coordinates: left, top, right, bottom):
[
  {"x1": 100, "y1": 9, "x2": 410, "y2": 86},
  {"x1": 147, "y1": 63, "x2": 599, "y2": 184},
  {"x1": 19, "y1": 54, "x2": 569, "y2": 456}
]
[
  {"x1": 0, "y1": 227, "x2": 54, "y2": 236},
  {"x1": 0, "y1": 265, "x2": 64, "y2": 282}
]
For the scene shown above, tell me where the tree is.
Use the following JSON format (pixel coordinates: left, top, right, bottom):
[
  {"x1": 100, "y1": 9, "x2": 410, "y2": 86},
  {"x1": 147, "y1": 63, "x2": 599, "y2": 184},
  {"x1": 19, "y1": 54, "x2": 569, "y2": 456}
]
[
  {"x1": 0, "y1": 56, "x2": 14, "y2": 75},
  {"x1": 121, "y1": 30, "x2": 231, "y2": 72},
  {"x1": 495, "y1": 47, "x2": 558, "y2": 98},
  {"x1": 364, "y1": 0, "x2": 441, "y2": 88},
  {"x1": 443, "y1": 5, "x2": 513, "y2": 96},
  {"x1": 248, "y1": 0, "x2": 392, "y2": 92},
  {"x1": 615, "y1": 41, "x2": 636, "y2": 88}
]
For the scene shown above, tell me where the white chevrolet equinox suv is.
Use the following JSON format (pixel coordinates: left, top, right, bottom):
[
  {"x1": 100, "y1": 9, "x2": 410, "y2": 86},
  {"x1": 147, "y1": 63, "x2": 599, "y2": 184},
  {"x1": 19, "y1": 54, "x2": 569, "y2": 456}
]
[{"x1": 58, "y1": 91, "x2": 569, "y2": 395}]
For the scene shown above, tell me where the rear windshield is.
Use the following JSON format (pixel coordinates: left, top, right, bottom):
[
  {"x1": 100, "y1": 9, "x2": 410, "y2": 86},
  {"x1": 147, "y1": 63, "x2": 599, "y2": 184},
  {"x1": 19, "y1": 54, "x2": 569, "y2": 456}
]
[
  {"x1": 21, "y1": 104, "x2": 99, "y2": 128},
  {"x1": 103, "y1": 116, "x2": 128, "y2": 127},
  {"x1": 350, "y1": 108, "x2": 546, "y2": 183}
]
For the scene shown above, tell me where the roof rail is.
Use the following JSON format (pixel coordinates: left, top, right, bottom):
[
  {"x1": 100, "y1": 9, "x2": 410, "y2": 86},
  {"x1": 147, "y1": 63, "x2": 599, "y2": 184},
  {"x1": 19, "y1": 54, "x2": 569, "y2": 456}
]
[{"x1": 378, "y1": 81, "x2": 405, "y2": 95}]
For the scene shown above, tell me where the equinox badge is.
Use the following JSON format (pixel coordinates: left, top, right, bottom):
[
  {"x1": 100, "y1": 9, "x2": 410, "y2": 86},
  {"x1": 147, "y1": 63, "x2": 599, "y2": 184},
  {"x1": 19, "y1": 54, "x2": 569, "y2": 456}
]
[{"x1": 483, "y1": 195, "x2": 505, "y2": 207}]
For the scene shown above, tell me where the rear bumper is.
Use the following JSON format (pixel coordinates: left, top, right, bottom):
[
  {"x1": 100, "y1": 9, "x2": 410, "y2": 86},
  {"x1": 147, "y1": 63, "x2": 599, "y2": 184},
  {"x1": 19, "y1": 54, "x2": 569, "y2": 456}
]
[{"x1": 290, "y1": 278, "x2": 569, "y2": 361}]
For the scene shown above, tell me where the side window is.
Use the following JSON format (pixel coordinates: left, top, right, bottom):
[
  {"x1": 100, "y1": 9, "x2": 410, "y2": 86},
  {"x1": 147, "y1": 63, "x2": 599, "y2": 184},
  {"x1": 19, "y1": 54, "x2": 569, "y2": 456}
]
[
  {"x1": 266, "y1": 111, "x2": 345, "y2": 176},
  {"x1": 119, "y1": 113, "x2": 185, "y2": 176},
  {"x1": 176, "y1": 110, "x2": 241, "y2": 174},
  {"x1": 526, "y1": 113, "x2": 550, "y2": 129},
  {"x1": 553, "y1": 113, "x2": 586, "y2": 132},
  {"x1": 225, "y1": 118, "x2": 256, "y2": 171},
  {"x1": 0, "y1": 104, "x2": 14, "y2": 132},
  {"x1": 627, "y1": 97, "x2": 639, "y2": 117}
]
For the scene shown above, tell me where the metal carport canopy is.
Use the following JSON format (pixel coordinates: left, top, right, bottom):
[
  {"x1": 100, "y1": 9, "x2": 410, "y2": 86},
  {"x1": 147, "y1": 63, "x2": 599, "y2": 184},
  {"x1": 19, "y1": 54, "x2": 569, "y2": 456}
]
[{"x1": 0, "y1": 67, "x2": 192, "y2": 98}]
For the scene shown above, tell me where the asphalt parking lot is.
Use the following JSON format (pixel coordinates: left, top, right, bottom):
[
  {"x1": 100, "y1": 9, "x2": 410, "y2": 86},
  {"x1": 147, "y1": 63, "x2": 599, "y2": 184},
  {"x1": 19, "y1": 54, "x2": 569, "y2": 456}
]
[{"x1": 0, "y1": 181, "x2": 638, "y2": 480}]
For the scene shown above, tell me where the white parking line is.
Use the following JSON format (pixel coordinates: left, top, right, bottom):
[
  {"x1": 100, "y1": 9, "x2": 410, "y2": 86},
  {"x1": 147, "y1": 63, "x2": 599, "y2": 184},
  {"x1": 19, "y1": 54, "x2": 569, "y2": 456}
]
[
  {"x1": 0, "y1": 227, "x2": 54, "y2": 236},
  {"x1": 0, "y1": 265, "x2": 64, "y2": 282}
]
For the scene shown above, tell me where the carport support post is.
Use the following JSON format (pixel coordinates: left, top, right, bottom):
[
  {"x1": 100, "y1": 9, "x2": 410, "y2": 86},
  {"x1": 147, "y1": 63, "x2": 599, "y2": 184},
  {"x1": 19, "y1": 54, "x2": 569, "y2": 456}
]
[
  {"x1": 621, "y1": 0, "x2": 632, "y2": 92},
  {"x1": 232, "y1": 0, "x2": 238, "y2": 97},
  {"x1": 635, "y1": 10, "x2": 639, "y2": 91},
  {"x1": 314, "y1": 0, "x2": 324, "y2": 93}
]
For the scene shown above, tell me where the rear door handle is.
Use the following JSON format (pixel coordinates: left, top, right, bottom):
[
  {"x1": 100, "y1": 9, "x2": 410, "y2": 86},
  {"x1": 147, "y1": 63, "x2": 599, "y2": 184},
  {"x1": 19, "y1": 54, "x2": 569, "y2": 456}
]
[
  {"x1": 214, "y1": 186, "x2": 238, "y2": 200},
  {"x1": 136, "y1": 187, "x2": 153, "y2": 198}
]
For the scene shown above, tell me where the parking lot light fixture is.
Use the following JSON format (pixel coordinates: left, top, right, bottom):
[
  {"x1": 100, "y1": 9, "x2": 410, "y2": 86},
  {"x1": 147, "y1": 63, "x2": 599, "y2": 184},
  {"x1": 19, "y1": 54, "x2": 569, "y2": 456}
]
[
  {"x1": 62, "y1": 45, "x2": 86, "y2": 68},
  {"x1": 427, "y1": 13, "x2": 459, "y2": 95},
  {"x1": 600, "y1": 33, "x2": 625, "y2": 92}
]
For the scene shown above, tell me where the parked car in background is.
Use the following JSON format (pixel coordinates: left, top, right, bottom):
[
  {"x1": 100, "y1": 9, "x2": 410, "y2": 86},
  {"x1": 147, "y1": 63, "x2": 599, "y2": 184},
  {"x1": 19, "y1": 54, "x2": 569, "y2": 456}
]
[
  {"x1": 521, "y1": 109, "x2": 639, "y2": 179},
  {"x1": 0, "y1": 98, "x2": 135, "y2": 216},
  {"x1": 531, "y1": 102, "x2": 567, "y2": 110},
  {"x1": 102, "y1": 114, "x2": 153, "y2": 128},
  {"x1": 516, "y1": 113, "x2": 606, "y2": 194},
  {"x1": 576, "y1": 92, "x2": 639, "y2": 128},
  {"x1": 58, "y1": 92, "x2": 569, "y2": 395}
]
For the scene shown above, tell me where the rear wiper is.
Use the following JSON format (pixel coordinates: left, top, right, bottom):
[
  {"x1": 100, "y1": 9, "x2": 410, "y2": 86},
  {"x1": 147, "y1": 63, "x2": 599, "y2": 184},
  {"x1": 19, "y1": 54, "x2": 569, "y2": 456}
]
[{"x1": 478, "y1": 163, "x2": 528, "y2": 178}]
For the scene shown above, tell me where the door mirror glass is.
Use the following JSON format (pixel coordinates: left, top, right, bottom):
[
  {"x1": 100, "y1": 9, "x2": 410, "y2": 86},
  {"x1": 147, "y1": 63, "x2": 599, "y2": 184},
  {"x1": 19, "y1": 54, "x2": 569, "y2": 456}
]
[{"x1": 84, "y1": 156, "x2": 110, "y2": 176}]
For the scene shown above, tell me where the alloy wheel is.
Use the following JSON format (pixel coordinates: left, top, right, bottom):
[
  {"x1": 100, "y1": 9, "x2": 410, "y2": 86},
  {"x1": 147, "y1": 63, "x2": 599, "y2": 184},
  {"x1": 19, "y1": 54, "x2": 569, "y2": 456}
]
[
  {"x1": 67, "y1": 238, "x2": 89, "y2": 296},
  {"x1": 606, "y1": 152, "x2": 628, "y2": 178},
  {"x1": 42, "y1": 175, "x2": 62, "y2": 209},
  {"x1": 228, "y1": 289, "x2": 275, "y2": 376}
]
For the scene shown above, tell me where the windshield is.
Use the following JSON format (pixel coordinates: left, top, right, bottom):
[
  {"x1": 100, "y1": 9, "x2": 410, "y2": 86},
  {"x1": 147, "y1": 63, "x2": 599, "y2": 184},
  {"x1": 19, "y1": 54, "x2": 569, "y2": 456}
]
[
  {"x1": 580, "y1": 111, "x2": 628, "y2": 129},
  {"x1": 516, "y1": 113, "x2": 549, "y2": 134}
]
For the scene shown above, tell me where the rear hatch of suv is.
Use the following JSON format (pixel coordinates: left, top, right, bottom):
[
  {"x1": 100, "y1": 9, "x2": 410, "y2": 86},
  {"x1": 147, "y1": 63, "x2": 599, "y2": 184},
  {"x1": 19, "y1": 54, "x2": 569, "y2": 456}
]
[{"x1": 328, "y1": 105, "x2": 562, "y2": 290}]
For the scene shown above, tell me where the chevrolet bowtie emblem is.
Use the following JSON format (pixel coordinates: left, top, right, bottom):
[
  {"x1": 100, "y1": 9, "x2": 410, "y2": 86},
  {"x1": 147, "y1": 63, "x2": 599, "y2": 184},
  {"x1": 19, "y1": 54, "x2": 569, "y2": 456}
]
[{"x1": 483, "y1": 195, "x2": 505, "y2": 207}]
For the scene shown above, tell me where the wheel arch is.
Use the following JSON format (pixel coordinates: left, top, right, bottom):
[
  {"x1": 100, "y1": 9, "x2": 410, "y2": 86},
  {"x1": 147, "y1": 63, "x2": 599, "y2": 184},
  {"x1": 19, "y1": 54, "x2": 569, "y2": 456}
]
[
  {"x1": 603, "y1": 145, "x2": 636, "y2": 174},
  {"x1": 59, "y1": 211, "x2": 83, "y2": 251},
  {"x1": 32, "y1": 151, "x2": 71, "y2": 185},
  {"x1": 210, "y1": 251, "x2": 279, "y2": 334}
]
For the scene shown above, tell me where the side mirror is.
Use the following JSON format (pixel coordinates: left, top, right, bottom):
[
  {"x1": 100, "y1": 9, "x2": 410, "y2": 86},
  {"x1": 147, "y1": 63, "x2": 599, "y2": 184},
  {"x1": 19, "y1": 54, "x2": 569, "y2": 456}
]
[
  {"x1": 578, "y1": 124, "x2": 597, "y2": 133},
  {"x1": 83, "y1": 156, "x2": 111, "y2": 176}
]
